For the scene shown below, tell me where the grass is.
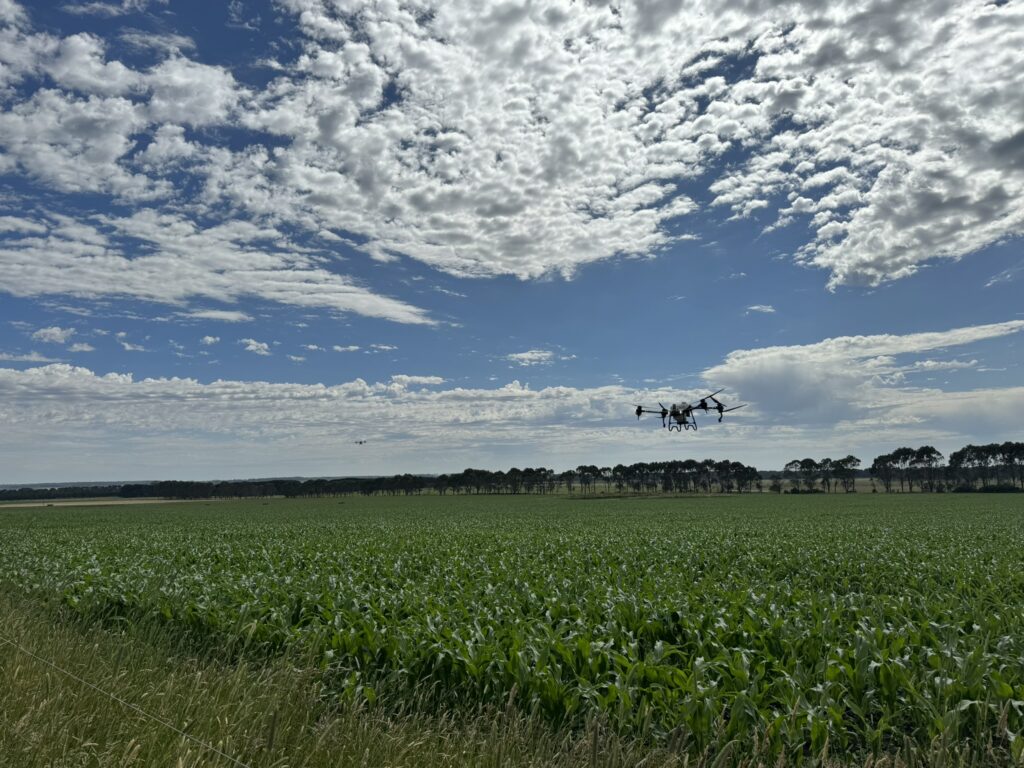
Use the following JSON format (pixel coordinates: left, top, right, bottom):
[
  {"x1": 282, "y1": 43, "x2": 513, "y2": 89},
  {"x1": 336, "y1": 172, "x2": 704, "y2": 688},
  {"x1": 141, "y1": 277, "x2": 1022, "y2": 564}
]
[
  {"x1": 3, "y1": 493, "x2": 1024, "y2": 766},
  {"x1": 1, "y1": 591, "x2": 683, "y2": 768}
]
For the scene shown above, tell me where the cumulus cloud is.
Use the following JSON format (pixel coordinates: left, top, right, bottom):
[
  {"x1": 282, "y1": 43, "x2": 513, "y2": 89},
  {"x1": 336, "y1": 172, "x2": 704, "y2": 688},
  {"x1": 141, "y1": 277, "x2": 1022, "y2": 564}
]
[
  {"x1": 0, "y1": 211, "x2": 433, "y2": 324},
  {"x1": 0, "y1": 0, "x2": 1019, "y2": 304},
  {"x1": 707, "y1": 2, "x2": 1024, "y2": 288},
  {"x1": 506, "y1": 350, "x2": 556, "y2": 367},
  {"x1": 240, "y1": 338, "x2": 270, "y2": 355},
  {"x1": 746, "y1": 305, "x2": 776, "y2": 314},
  {"x1": 0, "y1": 90, "x2": 155, "y2": 197},
  {"x1": 67, "y1": 342, "x2": 94, "y2": 352},
  {"x1": 31, "y1": 325, "x2": 75, "y2": 343},
  {"x1": 200, "y1": 335, "x2": 219, "y2": 345},
  {"x1": 0, "y1": 11, "x2": 431, "y2": 325},
  {"x1": 0, "y1": 365, "x2": 642, "y2": 454},
  {"x1": 332, "y1": 344, "x2": 359, "y2": 352},
  {"x1": 0, "y1": 340, "x2": 1021, "y2": 480},
  {"x1": 145, "y1": 56, "x2": 240, "y2": 128},
  {"x1": 703, "y1": 320, "x2": 1024, "y2": 425},
  {"x1": 223, "y1": 0, "x2": 1024, "y2": 284}
]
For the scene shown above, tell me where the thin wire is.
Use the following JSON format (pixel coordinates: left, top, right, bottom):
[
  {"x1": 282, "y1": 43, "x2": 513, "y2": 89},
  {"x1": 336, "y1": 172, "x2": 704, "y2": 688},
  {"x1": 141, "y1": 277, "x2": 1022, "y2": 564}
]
[{"x1": 0, "y1": 632, "x2": 252, "y2": 768}]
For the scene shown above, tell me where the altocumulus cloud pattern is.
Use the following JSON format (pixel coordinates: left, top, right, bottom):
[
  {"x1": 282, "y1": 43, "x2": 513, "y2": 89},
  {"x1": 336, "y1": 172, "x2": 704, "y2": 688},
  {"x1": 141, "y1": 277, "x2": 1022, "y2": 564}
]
[{"x1": 1, "y1": 0, "x2": 1022, "y2": 317}]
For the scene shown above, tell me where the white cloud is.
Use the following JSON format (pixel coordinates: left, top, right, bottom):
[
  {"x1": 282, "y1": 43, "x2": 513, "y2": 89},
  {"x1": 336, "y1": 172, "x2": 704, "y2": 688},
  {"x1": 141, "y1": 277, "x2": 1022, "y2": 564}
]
[
  {"x1": 504, "y1": 349, "x2": 575, "y2": 367},
  {"x1": 0, "y1": 365, "x2": 639, "y2": 451},
  {"x1": 31, "y1": 325, "x2": 75, "y2": 343},
  {"x1": 703, "y1": 320, "x2": 1024, "y2": 426},
  {"x1": 0, "y1": 0, "x2": 1018, "y2": 304},
  {"x1": 118, "y1": 28, "x2": 195, "y2": 54},
  {"x1": 707, "y1": 2, "x2": 1024, "y2": 288},
  {"x1": 0, "y1": 15, "x2": 430, "y2": 325},
  {"x1": 390, "y1": 374, "x2": 444, "y2": 388},
  {"x1": 200, "y1": 335, "x2": 219, "y2": 345},
  {"x1": 434, "y1": 287, "x2": 467, "y2": 298},
  {"x1": 986, "y1": 261, "x2": 1024, "y2": 288},
  {"x1": 0, "y1": 0, "x2": 26, "y2": 25},
  {"x1": 43, "y1": 33, "x2": 143, "y2": 96},
  {"x1": 303, "y1": 344, "x2": 323, "y2": 351},
  {"x1": 912, "y1": 359, "x2": 977, "y2": 371},
  {"x1": 240, "y1": 338, "x2": 270, "y2": 355},
  {"x1": 333, "y1": 345, "x2": 359, "y2": 352},
  {"x1": 746, "y1": 304, "x2": 776, "y2": 314},
  {"x1": 1, "y1": 347, "x2": 1021, "y2": 481},
  {"x1": 231, "y1": 0, "x2": 1020, "y2": 285},
  {"x1": 60, "y1": 0, "x2": 159, "y2": 17},
  {"x1": 0, "y1": 211, "x2": 433, "y2": 324},
  {"x1": 506, "y1": 350, "x2": 555, "y2": 367},
  {"x1": 287, "y1": 354, "x2": 305, "y2": 362},
  {"x1": 146, "y1": 57, "x2": 240, "y2": 128},
  {"x1": 0, "y1": 351, "x2": 59, "y2": 362},
  {"x1": 119, "y1": 340, "x2": 145, "y2": 351},
  {"x1": 185, "y1": 310, "x2": 253, "y2": 323},
  {"x1": 369, "y1": 344, "x2": 397, "y2": 351},
  {"x1": 227, "y1": 0, "x2": 259, "y2": 31},
  {"x1": 67, "y1": 342, "x2": 94, "y2": 352},
  {"x1": 0, "y1": 90, "x2": 156, "y2": 198}
]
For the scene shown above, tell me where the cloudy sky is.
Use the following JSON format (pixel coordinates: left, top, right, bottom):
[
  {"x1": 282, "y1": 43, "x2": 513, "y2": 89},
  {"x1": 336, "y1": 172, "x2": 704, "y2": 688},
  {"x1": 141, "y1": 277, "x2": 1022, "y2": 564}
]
[{"x1": 1, "y1": 0, "x2": 1022, "y2": 482}]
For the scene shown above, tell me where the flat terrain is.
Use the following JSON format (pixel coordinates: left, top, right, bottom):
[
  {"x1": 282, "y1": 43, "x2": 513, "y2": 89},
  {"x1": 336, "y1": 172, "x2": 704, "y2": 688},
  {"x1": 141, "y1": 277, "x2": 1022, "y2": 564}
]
[
  {"x1": 0, "y1": 497, "x2": 214, "y2": 508},
  {"x1": 2, "y1": 493, "x2": 1024, "y2": 766}
]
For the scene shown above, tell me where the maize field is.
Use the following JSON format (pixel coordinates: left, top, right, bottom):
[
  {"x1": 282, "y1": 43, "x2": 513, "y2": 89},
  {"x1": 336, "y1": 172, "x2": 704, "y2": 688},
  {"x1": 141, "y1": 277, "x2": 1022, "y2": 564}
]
[{"x1": 2, "y1": 493, "x2": 1024, "y2": 764}]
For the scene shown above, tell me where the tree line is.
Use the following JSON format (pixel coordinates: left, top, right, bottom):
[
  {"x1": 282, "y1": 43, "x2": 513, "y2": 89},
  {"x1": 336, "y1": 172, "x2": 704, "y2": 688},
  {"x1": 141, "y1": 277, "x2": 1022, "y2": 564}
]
[
  {"x1": 870, "y1": 442, "x2": 1024, "y2": 492},
  {"x1": 1, "y1": 460, "x2": 762, "y2": 500},
  {"x1": 3, "y1": 442, "x2": 1019, "y2": 502},
  {"x1": 781, "y1": 442, "x2": 1024, "y2": 493}
]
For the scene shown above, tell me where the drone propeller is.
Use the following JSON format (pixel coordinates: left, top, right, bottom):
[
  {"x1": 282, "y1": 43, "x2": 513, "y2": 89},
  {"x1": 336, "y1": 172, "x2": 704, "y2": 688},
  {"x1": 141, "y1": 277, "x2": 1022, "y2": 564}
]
[
  {"x1": 656, "y1": 403, "x2": 669, "y2": 427},
  {"x1": 691, "y1": 388, "x2": 724, "y2": 407},
  {"x1": 722, "y1": 404, "x2": 747, "y2": 413},
  {"x1": 634, "y1": 404, "x2": 668, "y2": 420}
]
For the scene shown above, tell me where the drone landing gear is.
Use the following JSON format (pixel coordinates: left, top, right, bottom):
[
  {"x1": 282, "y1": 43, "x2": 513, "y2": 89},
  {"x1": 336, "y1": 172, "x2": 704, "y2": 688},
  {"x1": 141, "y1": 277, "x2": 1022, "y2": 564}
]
[{"x1": 668, "y1": 422, "x2": 697, "y2": 432}]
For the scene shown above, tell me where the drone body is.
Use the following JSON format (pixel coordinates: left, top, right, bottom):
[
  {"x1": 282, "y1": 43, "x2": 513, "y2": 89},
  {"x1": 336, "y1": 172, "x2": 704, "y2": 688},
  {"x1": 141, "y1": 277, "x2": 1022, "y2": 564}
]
[{"x1": 634, "y1": 389, "x2": 746, "y2": 432}]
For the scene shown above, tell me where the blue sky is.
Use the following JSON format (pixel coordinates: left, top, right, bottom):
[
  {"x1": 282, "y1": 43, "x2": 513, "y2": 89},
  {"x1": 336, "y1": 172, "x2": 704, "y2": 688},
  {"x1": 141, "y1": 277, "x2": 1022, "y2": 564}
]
[{"x1": 1, "y1": 0, "x2": 1022, "y2": 482}]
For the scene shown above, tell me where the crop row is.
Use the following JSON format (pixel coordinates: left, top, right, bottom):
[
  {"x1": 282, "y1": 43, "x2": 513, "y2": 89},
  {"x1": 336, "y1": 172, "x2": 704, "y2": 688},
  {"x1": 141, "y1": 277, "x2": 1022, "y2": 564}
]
[{"x1": 2, "y1": 494, "x2": 1024, "y2": 762}]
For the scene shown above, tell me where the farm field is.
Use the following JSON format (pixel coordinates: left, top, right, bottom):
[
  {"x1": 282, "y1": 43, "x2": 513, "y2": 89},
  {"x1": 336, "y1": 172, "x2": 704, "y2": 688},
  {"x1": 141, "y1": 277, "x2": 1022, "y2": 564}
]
[{"x1": 3, "y1": 493, "x2": 1024, "y2": 766}]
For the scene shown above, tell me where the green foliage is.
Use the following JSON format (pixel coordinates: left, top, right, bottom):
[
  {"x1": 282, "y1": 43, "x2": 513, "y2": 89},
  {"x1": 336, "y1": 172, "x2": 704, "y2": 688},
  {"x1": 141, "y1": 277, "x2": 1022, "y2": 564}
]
[{"x1": 3, "y1": 493, "x2": 1024, "y2": 764}]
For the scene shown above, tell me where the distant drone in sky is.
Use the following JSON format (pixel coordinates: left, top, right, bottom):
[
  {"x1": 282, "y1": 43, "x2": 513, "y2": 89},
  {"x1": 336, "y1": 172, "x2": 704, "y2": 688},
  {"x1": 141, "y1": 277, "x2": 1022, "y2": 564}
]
[
  {"x1": 634, "y1": 389, "x2": 746, "y2": 432},
  {"x1": 354, "y1": 440, "x2": 368, "y2": 445}
]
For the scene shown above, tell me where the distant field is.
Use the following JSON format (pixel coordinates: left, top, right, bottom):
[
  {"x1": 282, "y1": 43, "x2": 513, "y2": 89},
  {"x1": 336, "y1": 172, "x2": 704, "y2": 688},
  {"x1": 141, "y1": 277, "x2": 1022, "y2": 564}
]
[
  {"x1": 3, "y1": 493, "x2": 1024, "y2": 766},
  {"x1": 0, "y1": 496, "x2": 205, "y2": 508}
]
